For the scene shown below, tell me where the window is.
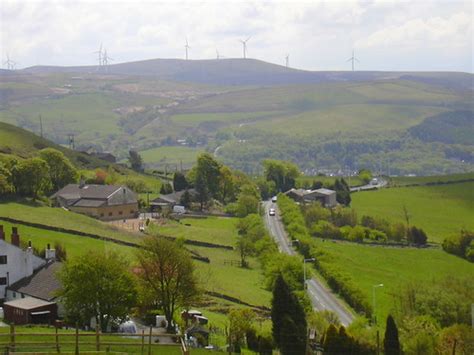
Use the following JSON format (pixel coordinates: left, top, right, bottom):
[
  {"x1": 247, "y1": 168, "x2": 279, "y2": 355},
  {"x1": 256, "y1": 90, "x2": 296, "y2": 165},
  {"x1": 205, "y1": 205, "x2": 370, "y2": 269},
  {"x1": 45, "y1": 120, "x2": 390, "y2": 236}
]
[
  {"x1": 118, "y1": 211, "x2": 123, "y2": 215},
  {"x1": 130, "y1": 210, "x2": 134, "y2": 214},
  {"x1": 0, "y1": 255, "x2": 7, "y2": 264},
  {"x1": 0, "y1": 277, "x2": 7, "y2": 285},
  {"x1": 100, "y1": 213, "x2": 104, "y2": 217},
  {"x1": 108, "y1": 212, "x2": 113, "y2": 216}
]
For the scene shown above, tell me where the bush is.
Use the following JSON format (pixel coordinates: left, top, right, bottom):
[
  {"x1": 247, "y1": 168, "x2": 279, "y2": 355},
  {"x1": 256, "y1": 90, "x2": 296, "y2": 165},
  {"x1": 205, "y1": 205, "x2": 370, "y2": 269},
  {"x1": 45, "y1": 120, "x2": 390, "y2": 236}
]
[{"x1": 442, "y1": 230, "x2": 474, "y2": 262}]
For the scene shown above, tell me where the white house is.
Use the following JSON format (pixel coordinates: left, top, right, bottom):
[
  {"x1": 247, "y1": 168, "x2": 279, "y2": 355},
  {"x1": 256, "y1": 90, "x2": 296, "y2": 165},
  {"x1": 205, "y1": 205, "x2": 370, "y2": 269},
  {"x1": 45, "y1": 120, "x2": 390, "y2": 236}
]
[{"x1": 0, "y1": 226, "x2": 46, "y2": 302}]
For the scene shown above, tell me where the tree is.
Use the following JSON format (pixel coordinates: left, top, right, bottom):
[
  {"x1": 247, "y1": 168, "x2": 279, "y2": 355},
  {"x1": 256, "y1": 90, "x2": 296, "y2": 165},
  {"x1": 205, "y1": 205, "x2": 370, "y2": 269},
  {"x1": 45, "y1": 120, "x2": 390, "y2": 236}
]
[
  {"x1": 14, "y1": 157, "x2": 51, "y2": 198},
  {"x1": 263, "y1": 159, "x2": 299, "y2": 192},
  {"x1": 333, "y1": 178, "x2": 351, "y2": 206},
  {"x1": 322, "y1": 323, "x2": 340, "y2": 354},
  {"x1": 235, "y1": 193, "x2": 259, "y2": 217},
  {"x1": 136, "y1": 237, "x2": 199, "y2": 333},
  {"x1": 39, "y1": 148, "x2": 77, "y2": 191},
  {"x1": 193, "y1": 153, "x2": 222, "y2": 209},
  {"x1": 218, "y1": 165, "x2": 236, "y2": 203},
  {"x1": 384, "y1": 315, "x2": 401, "y2": 355},
  {"x1": 407, "y1": 226, "x2": 427, "y2": 245},
  {"x1": 271, "y1": 274, "x2": 307, "y2": 354},
  {"x1": 236, "y1": 234, "x2": 255, "y2": 268},
  {"x1": 160, "y1": 182, "x2": 173, "y2": 194},
  {"x1": 228, "y1": 308, "x2": 255, "y2": 351},
  {"x1": 173, "y1": 172, "x2": 188, "y2": 192},
  {"x1": 0, "y1": 163, "x2": 14, "y2": 196},
  {"x1": 180, "y1": 189, "x2": 192, "y2": 208},
  {"x1": 128, "y1": 150, "x2": 143, "y2": 171},
  {"x1": 58, "y1": 251, "x2": 137, "y2": 332}
]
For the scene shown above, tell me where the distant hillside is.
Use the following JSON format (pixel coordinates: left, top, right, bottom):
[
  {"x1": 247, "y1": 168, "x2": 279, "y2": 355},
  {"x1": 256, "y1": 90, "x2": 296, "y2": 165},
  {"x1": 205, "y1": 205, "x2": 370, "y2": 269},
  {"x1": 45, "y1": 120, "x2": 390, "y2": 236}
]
[
  {"x1": 409, "y1": 111, "x2": 474, "y2": 145},
  {"x1": 19, "y1": 58, "x2": 474, "y2": 90},
  {"x1": 0, "y1": 121, "x2": 105, "y2": 168}
]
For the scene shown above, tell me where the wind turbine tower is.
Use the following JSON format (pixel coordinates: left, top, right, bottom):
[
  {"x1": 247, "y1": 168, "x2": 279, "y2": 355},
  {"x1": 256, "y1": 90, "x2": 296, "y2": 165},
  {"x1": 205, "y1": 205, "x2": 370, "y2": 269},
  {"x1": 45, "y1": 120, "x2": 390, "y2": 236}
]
[
  {"x1": 239, "y1": 37, "x2": 251, "y2": 59},
  {"x1": 347, "y1": 49, "x2": 359, "y2": 71},
  {"x1": 3, "y1": 53, "x2": 16, "y2": 70},
  {"x1": 102, "y1": 49, "x2": 113, "y2": 72},
  {"x1": 184, "y1": 38, "x2": 190, "y2": 60},
  {"x1": 285, "y1": 54, "x2": 290, "y2": 68},
  {"x1": 94, "y1": 43, "x2": 103, "y2": 69}
]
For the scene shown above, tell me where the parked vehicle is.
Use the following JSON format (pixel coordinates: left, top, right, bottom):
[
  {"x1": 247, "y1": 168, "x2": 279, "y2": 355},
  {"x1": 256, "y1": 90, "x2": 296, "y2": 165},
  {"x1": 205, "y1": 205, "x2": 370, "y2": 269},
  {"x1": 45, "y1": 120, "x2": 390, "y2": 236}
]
[
  {"x1": 173, "y1": 205, "x2": 186, "y2": 214},
  {"x1": 271, "y1": 196, "x2": 278, "y2": 203}
]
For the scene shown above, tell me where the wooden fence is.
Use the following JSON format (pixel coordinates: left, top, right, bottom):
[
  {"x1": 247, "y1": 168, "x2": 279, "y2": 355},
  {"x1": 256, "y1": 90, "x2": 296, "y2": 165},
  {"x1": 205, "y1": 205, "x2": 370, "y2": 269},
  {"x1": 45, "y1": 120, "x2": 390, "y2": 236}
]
[{"x1": 0, "y1": 325, "x2": 190, "y2": 355}]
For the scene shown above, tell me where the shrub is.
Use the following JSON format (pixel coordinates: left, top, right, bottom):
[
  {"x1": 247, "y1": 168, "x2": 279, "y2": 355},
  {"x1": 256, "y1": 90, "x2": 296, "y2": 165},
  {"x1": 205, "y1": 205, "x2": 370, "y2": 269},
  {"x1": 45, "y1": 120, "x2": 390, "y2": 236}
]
[{"x1": 442, "y1": 230, "x2": 474, "y2": 262}]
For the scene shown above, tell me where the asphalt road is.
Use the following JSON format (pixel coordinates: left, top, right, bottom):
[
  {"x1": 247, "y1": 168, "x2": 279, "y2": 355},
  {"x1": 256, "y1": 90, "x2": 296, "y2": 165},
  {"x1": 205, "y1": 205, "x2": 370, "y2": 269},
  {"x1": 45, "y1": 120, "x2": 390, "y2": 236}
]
[
  {"x1": 263, "y1": 201, "x2": 354, "y2": 327},
  {"x1": 350, "y1": 178, "x2": 388, "y2": 192}
]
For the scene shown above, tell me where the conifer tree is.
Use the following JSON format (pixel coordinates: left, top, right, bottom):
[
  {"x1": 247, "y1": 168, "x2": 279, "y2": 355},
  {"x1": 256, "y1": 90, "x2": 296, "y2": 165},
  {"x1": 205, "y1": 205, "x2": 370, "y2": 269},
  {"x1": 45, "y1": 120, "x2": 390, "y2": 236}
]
[
  {"x1": 384, "y1": 315, "x2": 401, "y2": 355},
  {"x1": 271, "y1": 274, "x2": 307, "y2": 354}
]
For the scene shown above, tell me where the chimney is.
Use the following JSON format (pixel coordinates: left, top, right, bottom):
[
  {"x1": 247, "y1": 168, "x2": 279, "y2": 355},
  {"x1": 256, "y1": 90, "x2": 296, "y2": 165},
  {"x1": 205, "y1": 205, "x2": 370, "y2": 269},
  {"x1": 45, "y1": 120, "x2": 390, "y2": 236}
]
[
  {"x1": 79, "y1": 177, "x2": 85, "y2": 188},
  {"x1": 11, "y1": 227, "x2": 20, "y2": 247},
  {"x1": 0, "y1": 225, "x2": 4, "y2": 241},
  {"x1": 45, "y1": 243, "x2": 56, "y2": 261}
]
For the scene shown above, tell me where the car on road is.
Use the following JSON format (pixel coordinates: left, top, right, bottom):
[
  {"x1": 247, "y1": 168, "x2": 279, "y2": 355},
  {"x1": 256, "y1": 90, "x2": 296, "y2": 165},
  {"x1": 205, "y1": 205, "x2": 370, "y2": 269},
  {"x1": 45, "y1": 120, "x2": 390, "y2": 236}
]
[
  {"x1": 271, "y1": 196, "x2": 277, "y2": 203},
  {"x1": 269, "y1": 208, "x2": 276, "y2": 216}
]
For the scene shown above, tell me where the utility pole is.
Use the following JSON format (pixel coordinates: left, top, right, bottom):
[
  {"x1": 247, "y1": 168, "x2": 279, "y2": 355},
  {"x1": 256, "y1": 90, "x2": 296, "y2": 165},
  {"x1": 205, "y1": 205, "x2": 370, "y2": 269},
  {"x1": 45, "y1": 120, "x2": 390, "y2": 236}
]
[{"x1": 39, "y1": 114, "x2": 43, "y2": 138}]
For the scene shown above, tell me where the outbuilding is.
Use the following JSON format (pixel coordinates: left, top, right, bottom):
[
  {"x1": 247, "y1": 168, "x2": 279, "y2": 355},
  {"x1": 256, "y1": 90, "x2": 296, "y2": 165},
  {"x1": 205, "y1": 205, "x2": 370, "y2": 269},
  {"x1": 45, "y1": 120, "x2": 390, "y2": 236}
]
[{"x1": 3, "y1": 297, "x2": 57, "y2": 325}]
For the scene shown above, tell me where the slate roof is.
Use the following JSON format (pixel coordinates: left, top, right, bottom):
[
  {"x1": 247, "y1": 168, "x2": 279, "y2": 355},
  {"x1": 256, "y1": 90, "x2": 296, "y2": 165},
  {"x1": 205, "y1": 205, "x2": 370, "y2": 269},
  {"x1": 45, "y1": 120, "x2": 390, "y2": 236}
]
[
  {"x1": 313, "y1": 188, "x2": 336, "y2": 196},
  {"x1": 151, "y1": 189, "x2": 197, "y2": 205},
  {"x1": 52, "y1": 184, "x2": 120, "y2": 200},
  {"x1": 3, "y1": 297, "x2": 55, "y2": 310},
  {"x1": 8, "y1": 262, "x2": 62, "y2": 301},
  {"x1": 51, "y1": 184, "x2": 137, "y2": 207}
]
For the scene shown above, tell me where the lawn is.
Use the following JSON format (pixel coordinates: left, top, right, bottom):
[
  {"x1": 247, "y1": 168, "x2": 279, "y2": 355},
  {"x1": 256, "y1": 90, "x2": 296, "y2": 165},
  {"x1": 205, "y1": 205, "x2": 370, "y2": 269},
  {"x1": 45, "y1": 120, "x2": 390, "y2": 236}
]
[
  {"x1": 351, "y1": 182, "x2": 474, "y2": 243},
  {"x1": 155, "y1": 217, "x2": 238, "y2": 247},
  {"x1": 311, "y1": 239, "x2": 474, "y2": 328}
]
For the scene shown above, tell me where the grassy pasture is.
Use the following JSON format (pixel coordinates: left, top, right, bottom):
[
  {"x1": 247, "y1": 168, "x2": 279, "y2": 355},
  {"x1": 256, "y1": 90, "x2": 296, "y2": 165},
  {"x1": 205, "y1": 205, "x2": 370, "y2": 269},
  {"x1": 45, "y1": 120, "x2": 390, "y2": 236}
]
[
  {"x1": 351, "y1": 182, "x2": 474, "y2": 243},
  {"x1": 389, "y1": 172, "x2": 474, "y2": 186},
  {"x1": 0, "y1": 220, "x2": 135, "y2": 259},
  {"x1": 252, "y1": 104, "x2": 444, "y2": 136},
  {"x1": 312, "y1": 239, "x2": 474, "y2": 327},
  {"x1": 140, "y1": 145, "x2": 204, "y2": 166},
  {"x1": 170, "y1": 111, "x2": 278, "y2": 126},
  {"x1": 0, "y1": 201, "x2": 139, "y2": 243},
  {"x1": 155, "y1": 217, "x2": 237, "y2": 247},
  {"x1": 0, "y1": 326, "x2": 209, "y2": 354}
]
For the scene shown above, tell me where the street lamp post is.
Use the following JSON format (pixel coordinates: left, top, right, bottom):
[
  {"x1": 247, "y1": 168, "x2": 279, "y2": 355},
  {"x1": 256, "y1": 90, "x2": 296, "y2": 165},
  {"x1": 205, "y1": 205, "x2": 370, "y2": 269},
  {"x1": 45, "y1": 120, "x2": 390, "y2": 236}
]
[
  {"x1": 303, "y1": 258, "x2": 316, "y2": 289},
  {"x1": 372, "y1": 284, "x2": 384, "y2": 325}
]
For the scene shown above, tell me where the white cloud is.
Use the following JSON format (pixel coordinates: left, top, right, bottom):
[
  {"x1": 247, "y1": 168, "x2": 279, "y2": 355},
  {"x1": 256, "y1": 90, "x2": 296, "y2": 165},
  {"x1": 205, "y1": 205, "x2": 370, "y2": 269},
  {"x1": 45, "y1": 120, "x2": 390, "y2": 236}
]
[{"x1": 0, "y1": 0, "x2": 472, "y2": 71}]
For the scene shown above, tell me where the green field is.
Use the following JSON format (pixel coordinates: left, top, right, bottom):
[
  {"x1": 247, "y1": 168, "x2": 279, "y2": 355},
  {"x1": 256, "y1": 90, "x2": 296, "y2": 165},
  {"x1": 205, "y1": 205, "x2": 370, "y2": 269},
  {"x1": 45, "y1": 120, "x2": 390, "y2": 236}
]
[
  {"x1": 156, "y1": 217, "x2": 237, "y2": 247},
  {"x1": 0, "y1": 201, "x2": 140, "y2": 243},
  {"x1": 140, "y1": 145, "x2": 205, "y2": 167},
  {"x1": 311, "y1": 239, "x2": 474, "y2": 327},
  {"x1": 297, "y1": 175, "x2": 364, "y2": 188},
  {"x1": 0, "y1": 326, "x2": 210, "y2": 354},
  {"x1": 0, "y1": 220, "x2": 135, "y2": 259},
  {"x1": 351, "y1": 182, "x2": 474, "y2": 242},
  {"x1": 389, "y1": 172, "x2": 474, "y2": 186}
]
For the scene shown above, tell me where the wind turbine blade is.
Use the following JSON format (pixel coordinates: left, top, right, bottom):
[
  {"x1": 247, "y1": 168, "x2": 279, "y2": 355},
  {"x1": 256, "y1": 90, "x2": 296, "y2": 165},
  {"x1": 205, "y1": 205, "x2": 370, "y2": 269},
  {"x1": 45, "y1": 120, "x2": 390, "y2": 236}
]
[
  {"x1": 347, "y1": 58, "x2": 352, "y2": 62},
  {"x1": 246, "y1": 36, "x2": 251, "y2": 42},
  {"x1": 355, "y1": 58, "x2": 360, "y2": 62}
]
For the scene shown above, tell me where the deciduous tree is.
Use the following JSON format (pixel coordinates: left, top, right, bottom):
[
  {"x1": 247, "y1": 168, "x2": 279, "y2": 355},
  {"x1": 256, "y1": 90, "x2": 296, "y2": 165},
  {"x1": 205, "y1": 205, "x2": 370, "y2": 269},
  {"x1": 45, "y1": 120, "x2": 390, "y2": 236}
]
[
  {"x1": 14, "y1": 157, "x2": 51, "y2": 198},
  {"x1": 39, "y1": 148, "x2": 77, "y2": 191},
  {"x1": 58, "y1": 251, "x2": 137, "y2": 332},
  {"x1": 136, "y1": 237, "x2": 199, "y2": 333}
]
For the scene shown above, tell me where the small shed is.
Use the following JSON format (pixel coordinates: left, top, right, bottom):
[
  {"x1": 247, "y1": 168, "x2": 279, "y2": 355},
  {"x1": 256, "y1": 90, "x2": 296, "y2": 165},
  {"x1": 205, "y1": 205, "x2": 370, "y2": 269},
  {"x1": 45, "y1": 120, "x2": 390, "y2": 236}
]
[{"x1": 3, "y1": 297, "x2": 57, "y2": 325}]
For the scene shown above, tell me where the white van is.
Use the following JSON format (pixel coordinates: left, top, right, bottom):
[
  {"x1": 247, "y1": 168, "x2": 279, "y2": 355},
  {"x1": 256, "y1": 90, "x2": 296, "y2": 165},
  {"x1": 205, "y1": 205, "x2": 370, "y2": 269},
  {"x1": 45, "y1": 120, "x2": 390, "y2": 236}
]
[{"x1": 173, "y1": 205, "x2": 186, "y2": 214}]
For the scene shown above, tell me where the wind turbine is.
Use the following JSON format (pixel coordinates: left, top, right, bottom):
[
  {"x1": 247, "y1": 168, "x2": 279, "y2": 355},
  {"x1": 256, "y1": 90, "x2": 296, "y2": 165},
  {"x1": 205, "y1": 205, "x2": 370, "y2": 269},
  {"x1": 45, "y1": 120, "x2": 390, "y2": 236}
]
[
  {"x1": 93, "y1": 43, "x2": 103, "y2": 69},
  {"x1": 102, "y1": 49, "x2": 113, "y2": 72},
  {"x1": 285, "y1": 54, "x2": 290, "y2": 68},
  {"x1": 239, "y1": 37, "x2": 251, "y2": 59},
  {"x1": 184, "y1": 38, "x2": 190, "y2": 60},
  {"x1": 347, "y1": 49, "x2": 359, "y2": 71},
  {"x1": 216, "y1": 49, "x2": 220, "y2": 59},
  {"x1": 3, "y1": 53, "x2": 16, "y2": 70}
]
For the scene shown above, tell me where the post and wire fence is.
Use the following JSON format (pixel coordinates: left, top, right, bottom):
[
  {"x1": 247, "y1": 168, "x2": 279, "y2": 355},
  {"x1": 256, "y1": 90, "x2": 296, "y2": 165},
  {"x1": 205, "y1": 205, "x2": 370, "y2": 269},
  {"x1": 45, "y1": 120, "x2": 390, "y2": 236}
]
[{"x1": 0, "y1": 324, "x2": 189, "y2": 354}]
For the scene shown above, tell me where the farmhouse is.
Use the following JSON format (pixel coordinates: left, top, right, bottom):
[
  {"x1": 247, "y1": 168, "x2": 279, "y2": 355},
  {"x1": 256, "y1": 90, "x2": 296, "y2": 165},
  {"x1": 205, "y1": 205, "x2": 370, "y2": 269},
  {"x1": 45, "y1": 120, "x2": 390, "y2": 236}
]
[
  {"x1": 0, "y1": 226, "x2": 46, "y2": 303},
  {"x1": 285, "y1": 188, "x2": 337, "y2": 208},
  {"x1": 150, "y1": 189, "x2": 196, "y2": 211},
  {"x1": 51, "y1": 183, "x2": 138, "y2": 221}
]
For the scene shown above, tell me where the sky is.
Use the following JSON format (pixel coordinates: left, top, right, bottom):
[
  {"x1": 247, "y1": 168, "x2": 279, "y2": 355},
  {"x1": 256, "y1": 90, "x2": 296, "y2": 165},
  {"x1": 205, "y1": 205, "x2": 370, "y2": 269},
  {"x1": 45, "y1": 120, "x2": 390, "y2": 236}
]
[{"x1": 1, "y1": 0, "x2": 472, "y2": 72}]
